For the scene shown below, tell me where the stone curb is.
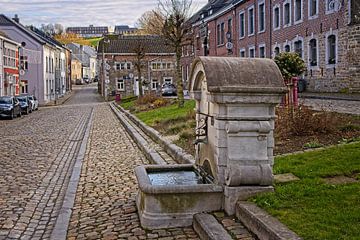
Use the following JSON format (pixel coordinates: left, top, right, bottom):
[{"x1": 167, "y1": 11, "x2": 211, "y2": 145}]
[
  {"x1": 40, "y1": 91, "x2": 74, "y2": 107},
  {"x1": 299, "y1": 94, "x2": 360, "y2": 102},
  {"x1": 236, "y1": 202, "x2": 302, "y2": 240},
  {"x1": 193, "y1": 213, "x2": 233, "y2": 240},
  {"x1": 50, "y1": 108, "x2": 94, "y2": 240},
  {"x1": 109, "y1": 103, "x2": 166, "y2": 165},
  {"x1": 277, "y1": 140, "x2": 360, "y2": 157},
  {"x1": 113, "y1": 102, "x2": 195, "y2": 165}
]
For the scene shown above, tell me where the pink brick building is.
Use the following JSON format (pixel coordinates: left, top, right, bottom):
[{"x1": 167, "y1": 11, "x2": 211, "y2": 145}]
[{"x1": 182, "y1": 0, "x2": 360, "y2": 92}]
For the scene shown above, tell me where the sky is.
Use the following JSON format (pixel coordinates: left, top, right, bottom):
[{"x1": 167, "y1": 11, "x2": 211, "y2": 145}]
[{"x1": 0, "y1": 0, "x2": 208, "y2": 28}]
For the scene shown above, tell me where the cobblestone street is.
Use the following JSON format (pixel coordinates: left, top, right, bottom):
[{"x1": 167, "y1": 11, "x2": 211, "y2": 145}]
[
  {"x1": 0, "y1": 85, "x2": 98, "y2": 240},
  {"x1": 67, "y1": 91, "x2": 199, "y2": 240}
]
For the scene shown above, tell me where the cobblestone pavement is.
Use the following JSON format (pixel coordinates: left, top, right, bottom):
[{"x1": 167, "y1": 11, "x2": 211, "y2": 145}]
[
  {"x1": 301, "y1": 98, "x2": 360, "y2": 115},
  {"x1": 0, "y1": 85, "x2": 98, "y2": 239},
  {"x1": 67, "y1": 101, "x2": 199, "y2": 240}
]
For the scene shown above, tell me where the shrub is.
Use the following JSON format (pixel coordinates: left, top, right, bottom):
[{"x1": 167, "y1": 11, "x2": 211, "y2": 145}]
[
  {"x1": 274, "y1": 52, "x2": 306, "y2": 80},
  {"x1": 135, "y1": 94, "x2": 159, "y2": 105},
  {"x1": 276, "y1": 105, "x2": 340, "y2": 137},
  {"x1": 153, "y1": 98, "x2": 170, "y2": 108}
]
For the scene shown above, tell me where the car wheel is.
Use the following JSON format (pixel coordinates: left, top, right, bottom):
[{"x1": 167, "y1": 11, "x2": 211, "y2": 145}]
[
  {"x1": 10, "y1": 110, "x2": 15, "y2": 120},
  {"x1": 18, "y1": 111, "x2": 22, "y2": 117},
  {"x1": 25, "y1": 108, "x2": 29, "y2": 115}
]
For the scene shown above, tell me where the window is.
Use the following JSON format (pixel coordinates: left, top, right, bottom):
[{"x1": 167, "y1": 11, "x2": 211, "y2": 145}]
[
  {"x1": 249, "y1": 47, "x2": 255, "y2": 58},
  {"x1": 163, "y1": 77, "x2": 173, "y2": 84},
  {"x1": 294, "y1": 0, "x2": 303, "y2": 23},
  {"x1": 20, "y1": 56, "x2": 28, "y2": 70},
  {"x1": 117, "y1": 79, "x2": 124, "y2": 90},
  {"x1": 309, "y1": 39, "x2": 318, "y2": 66},
  {"x1": 283, "y1": 1, "x2": 291, "y2": 26},
  {"x1": 248, "y1": 6, "x2": 255, "y2": 35},
  {"x1": 273, "y1": 6, "x2": 280, "y2": 30},
  {"x1": 217, "y1": 22, "x2": 225, "y2": 45},
  {"x1": 20, "y1": 80, "x2": 28, "y2": 94},
  {"x1": 258, "y1": 2, "x2": 265, "y2": 32},
  {"x1": 151, "y1": 79, "x2": 158, "y2": 90},
  {"x1": 274, "y1": 46, "x2": 280, "y2": 57},
  {"x1": 46, "y1": 57, "x2": 49, "y2": 72},
  {"x1": 327, "y1": 34, "x2": 336, "y2": 65},
  {"x1": 308, "y1": 0, "x2": 318, "y2": 18},
  {"x1": 228, "y1": 18, "x2": 232, "y2": 38},
  {"x1": 259, "y1": 44, "x2": 266, "y2": 58},
  {"x1": 240, "y1": 48, "x2": 246, "y2": 57},
  {"x1": 325, "y1": 0, "x2": 338, "y2": 14},
  {"x1": 239, "y1": 11, "x2": 245, "y2": 38},
  {"x1": 220, "y1": 22, "x2": 225, "y2": 44},
  {"x1": 294, "y1": 40, "x2": 303, "y2": 58},
  {"x1": 284, "y1": 44, "x2": 291, "y2": 52}
]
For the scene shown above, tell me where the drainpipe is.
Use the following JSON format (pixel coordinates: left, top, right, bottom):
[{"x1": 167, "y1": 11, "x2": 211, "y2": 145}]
[{"x1": 269, "y1": 0, "x2": 272, "y2": 58}]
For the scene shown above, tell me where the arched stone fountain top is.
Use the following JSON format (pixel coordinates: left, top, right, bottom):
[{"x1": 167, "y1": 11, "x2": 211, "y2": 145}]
[{"x1": 190, "y1": 57, "x2": 287, "y2": 94}]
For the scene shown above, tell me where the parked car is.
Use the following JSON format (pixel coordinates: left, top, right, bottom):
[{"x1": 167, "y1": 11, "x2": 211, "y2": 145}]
[
  {"x1": 84, "y1": 77, "x2": 90, "y2": 84},
  {"x1": 16, "y1": 96, "x2": 32, "y2": 115},
  {"x1": 161, "y1": 83, "x2": 177, "y2": 96},
  {"x1": 27, "y1": 95, "x2": 39, "y2": 111},
  {"x1": 0, "y1": 96, "x2": 22, "y2": 119}
]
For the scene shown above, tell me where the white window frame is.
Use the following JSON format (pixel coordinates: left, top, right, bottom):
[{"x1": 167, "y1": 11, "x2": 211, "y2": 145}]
[
  {"x1": 239, "y1": 10, "x2": 246, "y2": 39},
  {"x1": 283, "y1": 0, "x2": 292, "y2": 27},
  {"x1": 258, "y1": 1, "x2": 266, "y2": 33},
  {"x1": 307, "y1": 36, "x2": 319, "y2": 69},
  {"x1": 163, "y1": 77, "x2": 173, "y2": 84},
  {"x1": 294, "y1": 0, "x2": 303, "y2": 24},
  {"x1": 325, "y1": 30, "x2": 338, "y2": 68},
  {"x1": 117, "y1": 79, "x2": 125, "y2": 90},
  {"x1": 248, "y1": 46, "x2": 255, "y2": 58},
  {"x1": 273, "y1": 43, "x2": 281, "y2": 58},
  {"x1": 248, "y1": 5, "x2": 255, "y2": 36},
  {"x1": 259, "y1": 43, "x2": 266, "y2": 58},
  {"x1": 292, "y1": 36, "x2": 304, "y2": 59},
  {"x1": 308, "y1": 0, "x2": 319, "y2": 19},
  {"x1": 239, "y1": 48, "x2": 246, "y2": 57},
  {"x1": 325, "y1": 0, "x2": 337, "y2": 15},
  {"x1": 151, "y1": 79, "x2": 158, "y2": 90},
  {"x1": 283, "y1": 41, "x2": 292, "y2": 52},
  {"x1": 273, "y1": 4, "x2": 281, "y2": 30}
]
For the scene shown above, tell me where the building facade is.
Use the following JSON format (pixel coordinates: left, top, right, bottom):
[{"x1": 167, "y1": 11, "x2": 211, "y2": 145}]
[
  {"x1": 98, "y1": 35, "x2": 176, "y2": 98},
  {"x1": 184, "y1": 0, "x2": 360, "y2": 93},
  {"x1": 0, "y1": 32, "x2": 20, "y2": 96},
  {"x1": 66, "y1": 25, "x2": 109, "y2": 38},
  {"x1": 114, "y1": 25, "x2": 138, "y2": 35},
  {"x1": 71, "y1": 55, "x2": 82, "y2": 84},
  {"x1": 0, "y1": 14, "x2": 71, "y2": 104},
  {"x1": 67, "y1": 43, "x2": 97, "y2": 80}
]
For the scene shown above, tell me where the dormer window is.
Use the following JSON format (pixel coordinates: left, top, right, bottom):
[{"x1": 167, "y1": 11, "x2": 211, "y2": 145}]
[{"x1": 209, "y1": 9, "x2": 213, "y2": 15}]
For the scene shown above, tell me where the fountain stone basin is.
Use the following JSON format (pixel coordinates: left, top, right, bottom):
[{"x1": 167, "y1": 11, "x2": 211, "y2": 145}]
[{"x1": 135, "y1": 164, "x2": 223, "y2": 229}]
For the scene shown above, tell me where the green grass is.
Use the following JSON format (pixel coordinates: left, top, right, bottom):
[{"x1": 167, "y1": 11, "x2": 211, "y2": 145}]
[
  {"x1": 253, "y1": 142, "x2": 360, "y2": 240},
  {"x1": 86, "y1": 37, "x2": 103, "y2": 48},
  {"x1": 131, "y1": 100, "x2": 195, "y2": 126}
]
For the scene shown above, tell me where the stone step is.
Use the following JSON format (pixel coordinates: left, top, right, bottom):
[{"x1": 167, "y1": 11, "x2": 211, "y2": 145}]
[
  {"x1": 235, "y1": 202, "x2": 302, "y2": 240},
  {"x1": 193, "y1": 213, "x2": 232, "y2": 240}
]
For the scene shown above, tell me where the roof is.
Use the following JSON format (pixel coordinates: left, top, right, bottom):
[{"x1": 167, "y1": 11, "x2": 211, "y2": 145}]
[
  {"x1": 114, "y1": 25, "x2": 137, "y2": 32},
  {"x1": 98, "y1": 35, "x2": 175, "y2": 54},
  {"x1": 188, "y1": 0, "x2": 229, "y2": 24},
  {"x1": 29, "y1": 26, "x2": 65, "y2": 49},
  {"x1": 0, "y1": 14, "x2": 47, "y2": 45},
  {"x1": 190, "y1": 57, "x2": 287, "y2": 94}
]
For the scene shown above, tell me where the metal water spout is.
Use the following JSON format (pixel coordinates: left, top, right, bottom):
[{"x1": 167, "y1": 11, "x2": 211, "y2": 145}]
[{"x1": 193, "y1": 137, "x2": 208, "y2": 145}]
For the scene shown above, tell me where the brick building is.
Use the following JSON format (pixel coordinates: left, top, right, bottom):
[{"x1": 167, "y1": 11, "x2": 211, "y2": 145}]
[
  {"x1": 98, "y1": 35, "x2": 176, "y2": 98},
  {"x1": 183, "y1": 0, "x2": 360, "y2": 92},
  {"x1": 66, "y1": 25, "x2": 109, "y2": 38}
]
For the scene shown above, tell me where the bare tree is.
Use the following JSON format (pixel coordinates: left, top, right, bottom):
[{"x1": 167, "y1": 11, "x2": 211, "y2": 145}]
[
  {"x1": 133, "y1": 43, "x2": 146, "y2": 97},
  {"x1": 138, "y1": 0, "x2": 193, "y2": 107}
]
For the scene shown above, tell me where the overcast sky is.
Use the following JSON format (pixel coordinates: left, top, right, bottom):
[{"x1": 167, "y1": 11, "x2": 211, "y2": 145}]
[{"x1": 0, "y1": 0, "x2": 208, "y2": 28}]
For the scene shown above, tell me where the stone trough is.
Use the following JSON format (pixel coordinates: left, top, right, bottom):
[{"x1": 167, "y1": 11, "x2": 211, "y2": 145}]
[{"x1": 135, "y1": 57, "x2": 287, "y2": 230}]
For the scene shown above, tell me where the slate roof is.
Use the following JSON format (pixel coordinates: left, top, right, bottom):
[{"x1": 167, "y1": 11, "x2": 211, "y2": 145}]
[
  {"x1": 98, "y1": 35, "x2": 175, "y2": 54},
  {"x1": 0, "y1": 14, "x2": 47, "y2": 45}
]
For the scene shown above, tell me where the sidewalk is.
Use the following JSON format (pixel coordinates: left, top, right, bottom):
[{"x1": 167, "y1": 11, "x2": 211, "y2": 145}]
[{"x1": 299, "y1": 92, "x2": 360, "y2": 101}]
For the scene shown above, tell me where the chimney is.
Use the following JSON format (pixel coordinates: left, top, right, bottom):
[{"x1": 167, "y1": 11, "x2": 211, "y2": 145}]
[
  {"x1": 13, "y1": 14, "x2": 20, "y2": 23},
  {"x1": 80, "y1": 45, "x2": 84, "y2": 52}
]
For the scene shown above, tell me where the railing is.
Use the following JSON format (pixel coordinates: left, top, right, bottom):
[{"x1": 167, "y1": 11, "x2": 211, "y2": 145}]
[{"x1": 282, "y1": 77, "x2": 299, "y2": 107}]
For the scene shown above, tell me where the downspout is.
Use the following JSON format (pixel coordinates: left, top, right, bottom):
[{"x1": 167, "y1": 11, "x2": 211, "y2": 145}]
[{"x1": 269, "y1": 0, "x2": 272, "y2": 58}]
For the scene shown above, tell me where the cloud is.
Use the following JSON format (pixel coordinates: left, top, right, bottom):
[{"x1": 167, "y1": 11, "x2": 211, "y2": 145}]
[{"x1": 0, "y1": 0, "x2": 208, "y2": 27}]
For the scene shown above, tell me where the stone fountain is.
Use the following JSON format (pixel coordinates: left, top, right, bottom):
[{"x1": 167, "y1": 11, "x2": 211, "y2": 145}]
[{"x1": 135, "y1": 57, "x2": 287, "y2": 229}]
